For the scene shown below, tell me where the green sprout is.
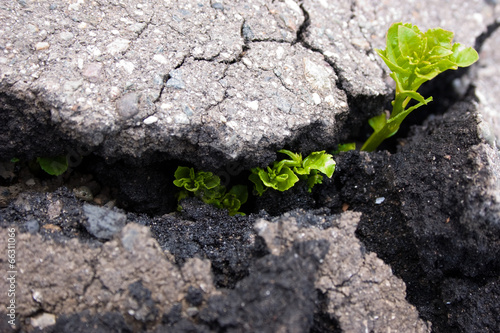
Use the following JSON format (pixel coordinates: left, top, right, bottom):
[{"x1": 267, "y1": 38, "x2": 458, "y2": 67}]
[
  {"x1": 249, "y1": 150, "x2": 336, "y2": 195},
  {"x1": 37, "y1": 156, "x2": 68, "y2": 176},
  {"x1": 173, "y1": 166, "x2": 248, "y2": 216},
  {"x1": 361, "y1": 22, "x2": 479, "y2": 152},
  {"x1": 332, "y1": 143, "x2": 356, "y2": 154}
]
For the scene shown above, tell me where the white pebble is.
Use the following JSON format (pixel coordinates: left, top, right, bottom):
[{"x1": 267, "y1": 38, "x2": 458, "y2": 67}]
[
  {"x1": 312, "y1": 93, "x2": 321, "y2": 105},
  {"x1": 35, "y1": 42, "x2": 50, "y2": 51},
  {"x1": 143, "y1": 115, "x2": 158, "y2": 124},
  {"x1": 246, "y1": 100, "x2": 259, "y2": 111},
  {"x1": 153, "y1": 54, "x2": 168, "y2": 64}
]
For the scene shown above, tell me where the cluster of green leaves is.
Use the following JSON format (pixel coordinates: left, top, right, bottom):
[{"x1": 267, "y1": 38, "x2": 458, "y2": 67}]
[
  {"x1": 37, "y1": 156, "x2": 68, "y2": 176},
  {"x1": 361, "y1": 22, "x2": 479, "y2": 152},
  {"x1": 173, "y1": 166, "x2": 248, "y2": 216},
  {"x1": 249, "y1": 150, "x2": 336, "y2": 196}
]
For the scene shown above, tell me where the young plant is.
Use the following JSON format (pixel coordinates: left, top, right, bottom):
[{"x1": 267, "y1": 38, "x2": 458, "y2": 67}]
[
  {"x1": 249, "y1": 150, "x2": 336, "y2": 195},
  {"x1": 37, "y1": 156, "x2": 68, "y2": 176},
  {"x1": 332, "y1": 143, "x2": 356, "y2": 154},
  {"x1": 173, "y1": 166, "x2": 248, "y2": 216},
  {"x1": 361, "y1": 22, "x2": 479, "y2": 152}
]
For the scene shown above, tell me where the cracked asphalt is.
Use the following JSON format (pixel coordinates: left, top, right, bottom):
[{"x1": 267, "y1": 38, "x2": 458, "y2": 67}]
[{"x1": 1, "y1": 0, "x2": 497, "y2": 169}]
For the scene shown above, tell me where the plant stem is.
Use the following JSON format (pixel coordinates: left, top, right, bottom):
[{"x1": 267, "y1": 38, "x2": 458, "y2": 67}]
[
  {"x1": 361, "y1": 94, "x2": 405, "y2": 152},
  {"x1": 361, "y1": 125, "x2": 396, "y2": 152}
]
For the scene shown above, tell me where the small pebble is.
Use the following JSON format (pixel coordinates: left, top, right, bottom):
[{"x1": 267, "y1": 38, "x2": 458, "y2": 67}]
[
  {"x1": 166, "y1": 69, "x2": 185, "y2": 89},
  {"x1": 153, "y1": 54, "x2": 168, "y2": 65},
  {"x1": 59, "y1": 31, "x2": 74, "y2": 41},
  {"x1": 73, "y1": 186, "x2": 94, "y2": 201},
  {"x1": 93, "y1": 193, "x2": 109, "y2": 205},
  {"x1": 82, "y1": 63, "x2": 103, "y2": 82},
  {"x1": 211, "y1": 2, "x2": 224, "y2": 10},
  {"x1": 30, "y1": 313, "x2": 56, "y2": 330},
  {"x1": 375, "y1": 197, "x2": 385, "y2": 204},
  {"x1": 35, "y1": 42, "x2": 50, "y2": 51},
  {"x1": 42, "y1": 224, "x2": 62, "y2": 233},
  {"x1": 116, "y1": 93, "x2": 140, "y2": 119},
  {"x1": 143, "y1": 115, "x2": 158, "y2": 125},
  {"x1": 106, "y1": 38, "x2": 130, "y2": 55},
  {"x1": 24, "y1": 220, "x2": 40, "y2": 234}
]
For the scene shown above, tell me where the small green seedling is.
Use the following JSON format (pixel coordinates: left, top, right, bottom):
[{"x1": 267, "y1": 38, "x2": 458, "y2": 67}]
[
  {"x1": 361, "y1": 22, "x2": 479, "y2": 152},
  {"x1": 332, "y1": 143, "x2": 356, "y2": 154},
  {"x1": 249, "y1": 150, "x2": 336, "y2": 195},
  {"x1": 37, "y1": 156, "x2": 68, "y2": 176},
  {"x1": 173, "y1": 166, "x2": 248, "y2": 216}
]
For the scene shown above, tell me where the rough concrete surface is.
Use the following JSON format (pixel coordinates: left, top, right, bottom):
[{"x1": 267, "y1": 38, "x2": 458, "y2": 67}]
[
  {"x1": 2, "y1": 0, "x2": 500, "y2": 332},
  {"x1": 476, "y1": 23, "x2": 500, "y2": 142},
  {"x1": 0, "y1": 195, "x2": 430, "y2": 332},
  {"x1": 1, "y1": 0, "x2": 497, "y2": 168},
  {"x1": 255, "y1": 211, "x2": 430, "y2": 333},
  {"x1": 0, "y1": 222, "x2": 217, "y2": 331}
]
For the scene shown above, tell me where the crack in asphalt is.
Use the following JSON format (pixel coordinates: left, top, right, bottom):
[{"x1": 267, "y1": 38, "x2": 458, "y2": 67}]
[
  {"x1": 474, "y1": 19, "x2": 500, "y2": 52},
  {"x1": 295, "y1": 2, "x2": 348, "y2": 96}
]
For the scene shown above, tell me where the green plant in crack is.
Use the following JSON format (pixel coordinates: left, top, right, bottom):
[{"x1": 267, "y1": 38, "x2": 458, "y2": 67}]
[
  {"x1": 361, "y1": 22, "x2": 479, "y2": 152},
  {"x1": 173, "y1": 166, "x2": 248, "y2": 216},
  {"x1": 37, "y1": 156, "x2": 68, "y2": 176},
  {"x1": 249, "y1": 150, "x2": 336, "y2": 195}
]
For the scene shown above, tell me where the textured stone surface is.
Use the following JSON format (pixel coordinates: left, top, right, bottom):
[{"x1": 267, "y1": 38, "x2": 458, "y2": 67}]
[
  {"x1": 82, "y1": 202, "x2": 127, "y2": 240},
  {"x1": 301, "y1": 0, "x2": 498, "y2": 98},
  {"x1": 476, "y1": 23, "x2": 500, "y2": 144},
  {"x1": 1, "y1": 1, "x2": 500, "y2": 332},
  {"x1": 255, "y1": 211, "x2": 431, "y2": 333},
  {"x1": 0, "y1": 202, "x2": 431, "y2": 332},
  {"x1": 0, "y1": 223, "x2": 217, "y2": 330},
  {"x1": 1, "y1": 0, "x2": 496, "y2": 168}
]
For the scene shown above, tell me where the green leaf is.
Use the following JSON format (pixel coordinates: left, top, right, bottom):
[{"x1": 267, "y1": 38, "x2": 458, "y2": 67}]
[
  {"x1": 398, "y1": 24, "x2": 422, "y2": 61},
  {"x1": 222, "y1": 185, "x2": 248, "y2": 216},
  {"x1": 10, "y1": 157, "x2": 19, "y2": 163},
  {"x1": 306, "y1": 170, "x2": 323, "y2": 192},
  {"x1": 37, "y1": 156, "x2": 68, "y2": 176},
  {"x1": 377, "y1": 49, "x2": 410, "y2": 75},
  {"x1": 249, "y1": 170, "x2": 267, "y2": 196},
  {"x1": 427, "y1": 46, "x2": 453, "y2": 61},
  {"x1": 201, "y1": 185, "x2": 226, "y2": 205},
  {"x1": 275, "y1": 166, "x2": 299, "y2": 191},
  {"x1": 425, "y1": 27, "x2": 454, "y2": 50},
  {"x1": 173, "y1": 166, "x2": 199, "y2": 192},
  {"x1": 332, "y1": 143, "x2": 356, "y2": 154},
  {"x1": 302, "y1": 151, "x2": 336, "y2": 178},
  {"x1": 228, "y1": 185, "x2": 248, "y2": 205},
  {"x1": 276, "y1": 149, "x2": 303, "y2": 172},
  {"x1": 196, "y1": 171, "x2": 220, "y2": 190},
  {"x1": 258, "y1": 166, "x2": 299, "y2": 192},
  {"x1": 384, "y1": 22, "x2": 404, "y2": 67},
  {"x1": 173, "y1": 167, "x2": 221, "y2": 193},
  {"x1": 399, "y1": 89, "x2": 428, "y2": 105},
  {"x1": 450, "y1": 43, "x2": 479, "y2": 67},
  {"x1": 368, "y1": 113, "x2": 387, "y2": 132}
]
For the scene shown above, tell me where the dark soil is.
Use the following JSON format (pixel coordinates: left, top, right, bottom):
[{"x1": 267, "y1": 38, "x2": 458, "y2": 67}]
[{"x1": 1, "y1": 94, "x2": 499, "y2": 332}]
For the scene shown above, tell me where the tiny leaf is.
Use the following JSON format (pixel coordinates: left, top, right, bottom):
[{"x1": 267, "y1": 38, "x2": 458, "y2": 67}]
[
  {"x1": 37, "y1": 156, "x2": 68, "y2": 176},
  {"x1": 249, "y1": 170, "x2": 267, "y2": 196},
  {"x1": 302, "y1": 151, "x2": 336, "y2": 178},
  {"x1": 368, "y1": 113, "x2": 387, "y2": 132},
  {"x1": 450, "y1": 43, "x2": 479, "y2": 67}
]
